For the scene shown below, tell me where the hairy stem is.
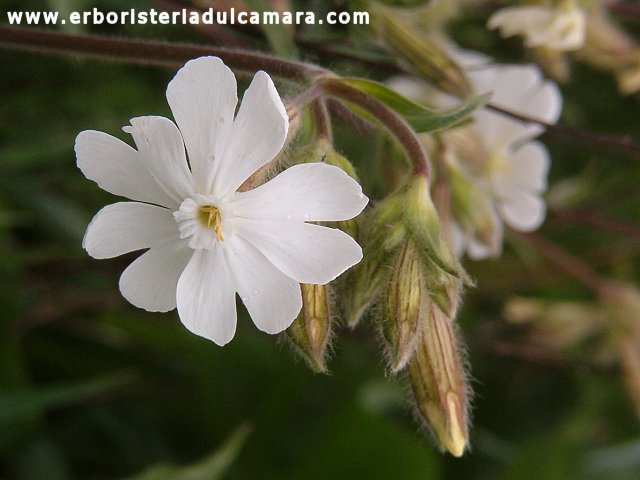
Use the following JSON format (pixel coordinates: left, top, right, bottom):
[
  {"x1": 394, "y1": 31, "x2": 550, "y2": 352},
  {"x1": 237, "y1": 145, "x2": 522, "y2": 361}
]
[
  {"x1": 0, "y1": 26, "x2": 326, "y2": 81},
  {"x1": 311, "y1": 99, "x2": 332, "y2": 142},
  {"x1": 321, "y1": 77, "x2": 430, "y2": 177},
  {"x1": 326, "y1": 98, "x2": 377, "y2": 135}
]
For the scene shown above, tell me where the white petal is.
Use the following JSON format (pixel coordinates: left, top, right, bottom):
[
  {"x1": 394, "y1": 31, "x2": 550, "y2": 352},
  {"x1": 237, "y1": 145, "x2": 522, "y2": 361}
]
[
  {"x1": 487, "y1": 6, "x2": 552, "y2": 42},
  {"x1": 450, "y1": 48, "x2": 492, "y2": 69},
  {"x1": 176, "y1": 246, "x2": 237, "y2": 345},
  {"x1": 467, "y1": 238, "x2": 495, "y2": 260},
  {"x1": 498, "y1": 190, "x2": 546, "y2": 232},
  {"x1": 545, "y1": 8, "x2": 586, "y2": 51},
  {"x1": 233, "y1": 218, "x2": 362, "y2": 284},
  {"x1": 119, "y1": 240, "x2": 192, "y2": 312},
  {"x1": 227, "y1": 236, "x2": 302, "y2": 334},
  {"x1": 472, "y1": 66, "x2": 542, "y2": 145},
  {"x1": 83, "y1": 202, "x2": 177, "y2": 259},
  {"x1": 124, "y1": 116, "x2": 194, "y2": 203},
  {"x1": 166, "y1": 57, "x2": 238, "y2": 194},
  {"x1": 447, "y1": 222, "x2": 467, "y2": 259},
  {"x1": 508, "y1": 141, "x2": 550, "y2": 193},
  {"x1": 470, "y1": 64, "x2": 561, "y2": 147},
  {"x1": 512, "y1": 80, "x2": 562, "y2": 128},
  {"x1": 231, "y1": 163, "x2": 368, "y2": 222},
  {"x1": 75, "y1": 130, "x2": 176, "y2": 208},
  {"x1": 213, "y1": 71, "x2": 288, "y2": 197}
]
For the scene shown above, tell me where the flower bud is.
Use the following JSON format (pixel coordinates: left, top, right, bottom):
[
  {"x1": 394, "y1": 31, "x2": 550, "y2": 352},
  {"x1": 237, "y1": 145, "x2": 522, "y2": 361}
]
[
  {"x1": 342, "y1": 191, "x2": 407, "y2": 328},
  {"x1": 285, "y1": 283, "x2": 333, "y2": 373},
  {"x1": 580, "y1": 4, "x2": 640, "y2": 94},
  {"x1": 408, "y1": 301, "x2": 470, "y2": 457},
  {"x1": 404, "y1": 173, "x2": 470, "y2": 284},
  {"x1": 372, "y1": 6, "x2": 472, "y2": 97},
  {"x1": 504, "y1": 297, "x2": 607, "y2": 350},
  {"x1": 583, "y1": 5, "x2": 636, "y2": 72},
  {"x1": 380, "y1": 239, "x2": 425, "y2": 372}
]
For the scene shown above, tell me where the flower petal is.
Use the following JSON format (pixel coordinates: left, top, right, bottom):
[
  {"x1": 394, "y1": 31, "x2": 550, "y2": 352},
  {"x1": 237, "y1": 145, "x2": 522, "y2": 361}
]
[
  {"x1": 472, "y1": 66, "x2": 542, "y2": 145},
  {"x1": 497, "y1": 190, "x2": 546, "y2": 232},
  {"x1": 124, "y1": 116, "x2": 194, "y2": 204},
  {"x1": 448, "y1": 222, "x2": 467, "y2": 259},
  {"x1": 166, "y1": 57, "x2": 238, "y2": 194},
  {"x1": 231, "y1": 163, "x2": 368, "y2": 222},
  {"x1": 467, "y1": 238, "x2": 496, "y2": 260},
  {"x1": 176, "y1": 246, "x2": 237, "y2": 345},
  {"x1": 119, "y1": 240, "x2": 192, "y2": 312},
  {"x1": 487, "y1": 6, "x2": 551, "y2": 41},
  {"x1": 83, "y1": 202, "x2": 177, "y2": 259},
  {"x1": 508, "y1": 141, "x2": 550, "y2": 192},
  {"x1": 227, "y1": 236, "x2": 302, "y2": 334},
  {"x1": 75, "y1": 130, "x2": 176, "y2": 208},
  {"x1": 213, "y1": 71, "x2": 288, "y2": 197},
  {"x1": 471, "y1": 65, "x2": 561, "y2": 146},
  {"x1": 233, "y1": 219, "x2": 363, "y2": 284}
]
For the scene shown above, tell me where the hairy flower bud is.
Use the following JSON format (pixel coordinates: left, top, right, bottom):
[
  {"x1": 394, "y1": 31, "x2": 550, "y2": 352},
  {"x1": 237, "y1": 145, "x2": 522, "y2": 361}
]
[
  {"x1": 381, "y1": 239, "x2": 426, "y2": 372},
  {"x1": 342, "y1": 191, "x2": 406, "y2": 328},
  {"x1": 285, "y1": 284, "x2": 333, "y2": 373},
  {"x1": 408, "y1": 301, "x2": 470, "y2": 457},
  {"x1": 372, "y1": 6, "x2": 472, "y2": 97},
  {"x1": 404, "y1": 174, "x2": 470, "y2": 284}
]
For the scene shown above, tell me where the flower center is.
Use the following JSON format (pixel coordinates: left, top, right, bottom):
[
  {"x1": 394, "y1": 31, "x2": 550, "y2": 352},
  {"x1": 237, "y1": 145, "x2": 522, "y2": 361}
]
[
  {"x1": 486, "y1": 149, "x2": 511, "y2": 176},
  {"x1": 174, "y1": 196, "x2": 232, "y2": 250},
  {"x1": 198, "y1": 205, "x2": 224, "y2": 241}
]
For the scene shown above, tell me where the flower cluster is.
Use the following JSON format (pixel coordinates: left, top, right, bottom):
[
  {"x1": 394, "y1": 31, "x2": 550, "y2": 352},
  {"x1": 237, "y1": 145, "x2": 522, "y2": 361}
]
[{"x1": 389, "y1": 47, "x2": 562, "y2": 259}]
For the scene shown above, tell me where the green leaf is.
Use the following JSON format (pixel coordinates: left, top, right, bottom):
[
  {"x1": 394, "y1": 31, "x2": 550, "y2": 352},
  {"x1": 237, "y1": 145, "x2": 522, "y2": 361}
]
[
  {"x1": 125, "y1": 423, "x2": 252, "y2": 480},
  {"x1": 0, "y1": 372, "x2": 135, "y2": 424},
  {"x1": 337, "y1": 77, "x2": 487, "y2": 133},
  {"x1": 243, "y1": 0, "x2": 298, "y2": 58}
]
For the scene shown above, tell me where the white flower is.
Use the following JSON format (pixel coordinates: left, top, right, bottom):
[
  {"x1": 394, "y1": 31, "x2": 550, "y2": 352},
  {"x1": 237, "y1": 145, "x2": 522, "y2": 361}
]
[
  {"x1": 76, "y1": 57, "x2": 368, "y2": 346},
  {"x1": 487, "y1": 0, "x2": 586, "y2": 52},
  {"x1": 468, "y1": 63, "x2": 561, "y2": 223},
  {"x1": 388, "y1": 49, "x2": 562, "y2": 259}
]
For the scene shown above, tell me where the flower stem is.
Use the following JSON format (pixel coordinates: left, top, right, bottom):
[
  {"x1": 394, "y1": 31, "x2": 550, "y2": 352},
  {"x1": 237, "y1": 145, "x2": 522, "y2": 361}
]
[
  {"x1": 320, "y1": 77, "x2": 431, "y2": 177},
  {"x1": 326, "y1": 98, "x2": 376, "y2": 135},
  {"x1": 512, "y1": 231, "x2": 608, "y2": 294},
  {"x1": 312, "y1": 99, "x2": 332, "y2": 142},
  {"x1": 487, "y1": 104, "x2": 640, "y2": 159},
  {"x1": 0, "y1": 26, "x2": 327, "y2": 81}
]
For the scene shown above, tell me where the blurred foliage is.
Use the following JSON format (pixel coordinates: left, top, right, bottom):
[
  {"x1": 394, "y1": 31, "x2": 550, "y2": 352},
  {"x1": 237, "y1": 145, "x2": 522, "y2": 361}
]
[{"x1": 1, "y1": 0, "x2": 640, "y2": 479}]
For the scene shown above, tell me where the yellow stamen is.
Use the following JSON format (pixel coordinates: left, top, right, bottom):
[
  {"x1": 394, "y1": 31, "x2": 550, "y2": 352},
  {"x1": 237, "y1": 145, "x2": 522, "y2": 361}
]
[{"x1": 198, "y1": 205, "x2": 224, "y2": 241}]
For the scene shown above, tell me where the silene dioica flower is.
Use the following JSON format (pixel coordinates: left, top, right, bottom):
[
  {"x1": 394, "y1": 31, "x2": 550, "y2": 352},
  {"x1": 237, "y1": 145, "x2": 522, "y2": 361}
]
[{"x1": 76, "y1": 57, "x2": 368, "y2": 345}]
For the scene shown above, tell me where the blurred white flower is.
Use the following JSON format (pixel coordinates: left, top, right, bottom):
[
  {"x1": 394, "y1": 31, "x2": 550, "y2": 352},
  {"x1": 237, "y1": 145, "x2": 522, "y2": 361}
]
[
  {"x1": 388, "y1": 49, "x2": 562, "y2": 259},
  {"x1": 76, "y1": 57, "x2": 368, "y2": 345},
  {"x1": 488, "y1": 0, "x2": 586, "y2": 52}
]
